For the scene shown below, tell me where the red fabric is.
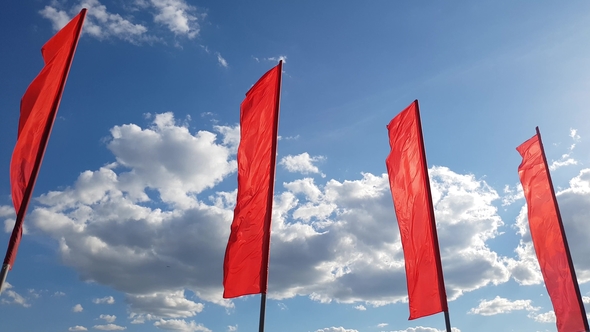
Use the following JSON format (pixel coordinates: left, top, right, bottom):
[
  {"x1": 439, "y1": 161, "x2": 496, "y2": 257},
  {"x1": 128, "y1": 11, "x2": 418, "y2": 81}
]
[
  {"x1": 223, "y1": 62, "x2": 282, "y2": 298},
  {"x1": 5, "y1": 9, "x2": 86, "y2": 268},
  {"x1": 385, "y1": 100, "x2": 448, "y2": 319},
  {"x1": 517, "y1": 133, "x2": 588, "y2": 332}
]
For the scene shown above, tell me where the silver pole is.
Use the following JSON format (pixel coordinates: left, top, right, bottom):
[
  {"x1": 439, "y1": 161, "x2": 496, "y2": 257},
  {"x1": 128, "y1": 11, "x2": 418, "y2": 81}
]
[{"x1": 0, "y1": 263, "x2": 10, "y2": 294}]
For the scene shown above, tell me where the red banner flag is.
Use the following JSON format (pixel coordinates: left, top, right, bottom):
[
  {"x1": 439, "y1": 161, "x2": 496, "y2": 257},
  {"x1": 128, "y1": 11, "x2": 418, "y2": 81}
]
[
  {"x1": 223, "y1": 62, "x2": 282, "y2": 298},
  {"x1": 385, "y1": 100, "x2": 448, "y2": 320},
  {"x1": 517, "y1": 129, "x2": 589, "y2": 332},
  {"x1": 4, "y1": 9, "x2": 87, "y2": 270}
]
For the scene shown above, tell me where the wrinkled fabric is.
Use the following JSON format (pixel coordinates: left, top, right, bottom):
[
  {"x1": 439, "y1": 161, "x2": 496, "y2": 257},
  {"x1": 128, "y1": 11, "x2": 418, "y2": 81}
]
[
  {"x1": 386, "y1": 100, "x2": 448, "y2": 319},
  {"x1": 517, "y1": 132, "x2": 588, "y2": 332},
  {"x1": 223, "y1": 62, "x2": 282, "y2": 298},
  {"x1": 5, "y1": 9, "x2": 86, "y2": 268}
]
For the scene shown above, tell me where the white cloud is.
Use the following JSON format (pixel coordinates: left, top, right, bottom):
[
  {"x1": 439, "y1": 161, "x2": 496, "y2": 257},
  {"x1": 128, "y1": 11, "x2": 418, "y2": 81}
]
[
  {"x1": 227, "y1": 325, "x2": 238, "y2": 332},
  {"x1": 216, "y1": 52, "x2": 228, "y2": 68},
  {"x1": 40, "y1": 0, "x2": 151, "y2": 44},
  {"x1": 278, "y1": 135, "x2": 300, "y2": 141},
  {"x1": 549, "y1": 128, "x2": 580, "y2": 171},
  {"x1": 377, "y1": 323, "x2": 388, "y2": 327},
  {"x1": 213, "y1": 125, "x2": 240, "y2": 153},
  {"x1": 39, "y1": 0, "x2": 205, "y2": 44},
  {"x1": 27, "y1": 113, "x2": 512, "y2": 319},
  {"x1": 354, "y1": 305, "x2": 366, "y2": 311},
  {"x1": 0, "y1": 205, "x2": 16, "y2": 234},
  {"x1": 507, "y1": 167, "x2": 590, "y2": 284},
  {"x1": 68, "y1": 326, "x2": 88, "y2": 331},
  {"x1": 280, "y1": 153, "x2": 326, "y2": 176},
  {"x1": 72, "y1": 304, "x2": 84, "y2": 312},
  {"x1": 531, "y1": 310, "x2": 556, "y2": 323},
  {"x1": 570, "y1": 128, "x2": 581, "y2": 141},
  {"x1": 100, "y1": 314, "x2": 117, "y2": 323},
  {"x1": 149, "y1": 0, "x2": 201, "y2": 38},
  {"x1": 1, "y1": 283, "x2": 31, "y2": 308},
  {"x1": 268, "y1": 167, "x2": 508, "y2": 304},
  {"x1": 127, "y1": 291, "x2": 204, "y2": 321},
  {"x1": 315, "y1": 328, "x2": 358, "y2": 332},
  {"x1": 469, "y1": 296, "x2": 539, "y2": 316},
  {"x1": 39, "y1": 5, "x2": 72, "y2": 31},
  {"x1": 501, "y1": 183, "x2": 523, "y2": 206},
  {"x1": 549, "y1": 156, "x2": 578, "y2": 171},
  {"x1": 0, "y1": 205, "x2": 14, "y2": 217},
  {"x1": 93, "y1": 296, "x2": 115, "y2": 304},
  {"x1": 4, "y1": 218, "x2": 28, "y2": 235},
  {"x1": 264, "y1": 55, "x2": 287, "y2": 63},
  {"x1": 106, "y1": 112, "x2": 236, "y2": 208},
  {"x1": 504, "y1": 205, "x2": 544, "y2": 285},
  {"x1": 93, "y1": 324, "x2": 127, "y2": 331},
  {"x1": 389, "y1": 328, "x2": 461, "y2": 332},
  {"x1": 153, "y1": 319, "x2": 211, "y2": 332}
]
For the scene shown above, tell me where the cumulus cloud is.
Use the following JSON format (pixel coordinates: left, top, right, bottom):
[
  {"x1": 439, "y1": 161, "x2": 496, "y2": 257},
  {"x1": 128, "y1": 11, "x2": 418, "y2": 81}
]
[
  {"x1": 153, "y1": 319, "x2": 211, "y2": 332},
  {"x1": 549, "y1": 128, "x2": 580, "y2": 171},
  {"x1": 0, "y1": 205, "x2": 14, "y2": 218},
  {"x1": 93, "y1": 324, "x2": 126, "y2": 331},
  {"x1": 227, "y1": 325, "x2": 238, "y2": 332},
  {"x1": 68, "y1": 326, "x2": 88, "y2": 331},
  {"x1": 72, "y1": 304, "x2": 83, "y2": 312},
  {"x1": 531, "y1": 310, "x2": 556, "y2": 323},
  {"x1": 354, "y1": 305, "x2": 366, "y2": 311},
  {"x1": 29, "y1": 113, "x2": 235, "y2": 318},
  {"x1": 501, "y1": 183, "x2": 523, "y2": 206},
  {"x1": 40, "y1": 0, "x2": 152, "y2": 44},
  {"x1": 315, "y1": 328, "x2": 358, "y2": 332},
  {"x1": 280, "y1": 153, "x2": 326, "y2": 176},
  {"x1": 0, "y1": 283, "x2": 31, "y2": 308},
  {"x1": 149, "y1": 0, "x2": 201, "y2": 38},
  {"x1": 469, "y1": 296, "x2": 539, "y2": 316},
  {"x1": 550, "y1": 168, "x2": 590, "y2": 282},
  {"x1": 27, "y1": 112, "x2": 512, "y2": 321},
  {"x1": 100, "y1": 314, "x2": 117, "y2": 323},
  {"x1": 39, "y1": 0, "x2": 203, "y2": 44},
  {"x1": 127, "y1": 291, "x2": 204, "y2": 322},
  {"x1": 216, "y1": 52, "x2": 228, "y2": 67},
  {"x1": 507, "y1": 167, "x2": 590, "y2": 284},
  {"x1": 93, "y1": 296, "x2": 115, "y2": 304},
  {"x1": 266, "y1": 166, "x2": 508, "y2": 305},
  {"x1": 389, "y1": 328, "x2": 461, "y2": 332},
  {"x1": 278, "y1": 134, "x2": 300, "y2": 141},
  {"x1": 264, "y1": 55, "x2": 287, "y2": 63}
]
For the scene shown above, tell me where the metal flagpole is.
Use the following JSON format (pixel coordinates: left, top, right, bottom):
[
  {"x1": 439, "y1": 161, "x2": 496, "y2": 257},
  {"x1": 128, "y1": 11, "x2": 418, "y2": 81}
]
[
  {"x1": 444, "y1": 310, "x2": 452, "y2": 332},
  {"x1": 259, "y1": 293, "x2": 267, "y2": 332}
]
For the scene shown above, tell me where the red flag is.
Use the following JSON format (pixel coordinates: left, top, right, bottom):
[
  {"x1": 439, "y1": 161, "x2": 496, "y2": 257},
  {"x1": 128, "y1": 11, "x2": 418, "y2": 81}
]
[
  {"x1": 517, "y1": 129, "x2": 589, "y2": 332},
  {"x1": 4, "y1": 9, "x2": 87, "y2": 269},
  {"x1": 223, "y1": 62, "x2": 282, "y2": 298},
  {"x1": 385, "y1": 100, "x2": 448, "y2": 319}
]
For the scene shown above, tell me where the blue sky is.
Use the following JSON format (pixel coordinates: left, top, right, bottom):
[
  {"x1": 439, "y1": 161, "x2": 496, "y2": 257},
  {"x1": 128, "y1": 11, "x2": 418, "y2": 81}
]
[{"x1": 1, "y1": 1, "x2": 590, "y2": 331}]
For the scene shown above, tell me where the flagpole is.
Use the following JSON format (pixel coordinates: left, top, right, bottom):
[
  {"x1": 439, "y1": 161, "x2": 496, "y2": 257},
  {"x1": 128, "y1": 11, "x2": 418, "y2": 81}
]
[
  {"x1": 414, "y1": 100, "x2": 452, "y2": 332},
  {"x1": 443, "y1": 310, "x2": 452, "y2": 332},
  {"x1": 535, "y1": 126, "x2": 590, "y2": 331},
  {"x1": 258, "y1": 293, "x2": 267, "y2": 332},
  {"x1": 0, "y1": 9, "x2": 87, "y2": 295},
  {"x1": 258, "y1": 60, "x2": 283, "y2": 332}
]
